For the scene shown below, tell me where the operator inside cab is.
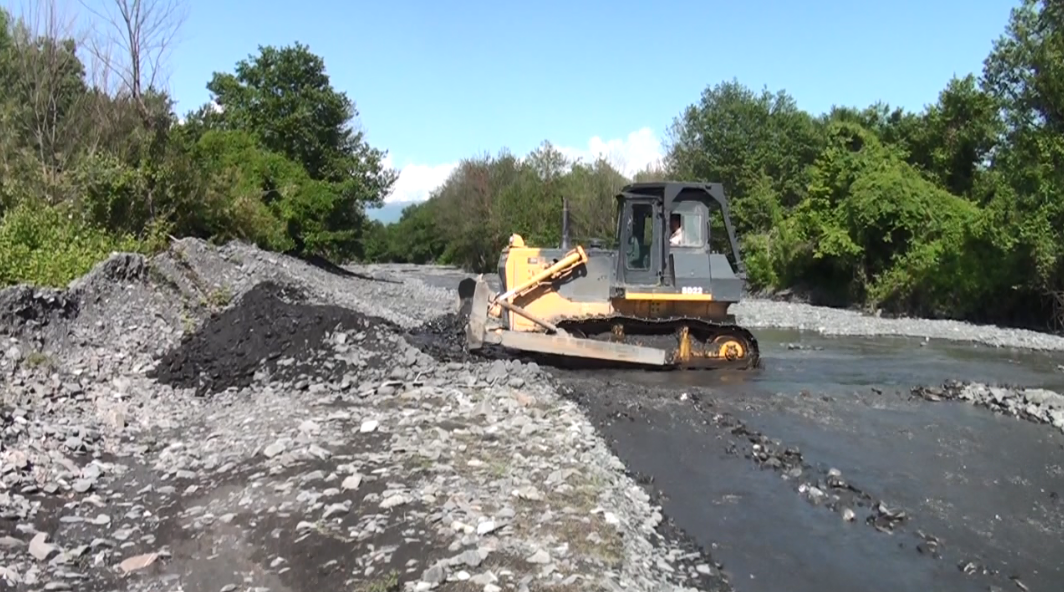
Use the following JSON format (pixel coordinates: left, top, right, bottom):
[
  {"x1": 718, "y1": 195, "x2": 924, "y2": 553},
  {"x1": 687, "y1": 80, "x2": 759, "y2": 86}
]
[{"x1": 669, "y1": 213, "x2": 684, "y2": 246}]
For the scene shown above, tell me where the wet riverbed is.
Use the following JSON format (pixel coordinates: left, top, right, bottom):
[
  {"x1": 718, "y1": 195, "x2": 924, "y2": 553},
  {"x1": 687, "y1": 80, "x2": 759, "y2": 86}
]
[
  {"x1": 561, "y1": 332, "x2": 1064, "y2": 592},
  {"x1": 561, "y1": 332, "x2": 1059, "y2": 592},
  {"x1": 394, "y1": 265, "x2": 1064, "y2": 592}
]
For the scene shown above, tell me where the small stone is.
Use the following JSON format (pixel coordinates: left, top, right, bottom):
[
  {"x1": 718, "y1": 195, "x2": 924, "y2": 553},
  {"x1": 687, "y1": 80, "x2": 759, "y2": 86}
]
[
  {"x1": 380, "y1": 494, "x2": 408, "y2": 509},
  {"x1": 422, "y1": 563, "x2": 445, "y2": 584},
  {"x1": 454, "y1": 549, "x2": 484, "y2": 568},
  {"x1": 360, "y1": 419, "x2": 379, "y2": 433},
  {"x1": 0, "y1": 536, "x2": 24, "y2": 548},
  {"x1": 476, "y1": 520, "x2": 497, "y2": 535},
  {"x1": 28, "y1": 532, "x2": 53, "y2": 561},
  {"x1": 118, "y1": 552, "x2": 159, "y2": 573},
  {"x1": 341, "y1": 474, "x2": 362, "y2": 491},
  {"x1": 526, "y1": 549, "x2": 550, "y2": 564},
  {"x1": 262, "y1": 441, "x2": 287, "y2": 458},
  {"x1": 322, "y1": 503, "x2": 349, "y2": 519}
]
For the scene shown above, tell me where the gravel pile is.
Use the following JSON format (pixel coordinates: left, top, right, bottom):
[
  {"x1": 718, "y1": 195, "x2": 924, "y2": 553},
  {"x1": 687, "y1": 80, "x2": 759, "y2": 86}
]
[
  {"x1": 912, "y1": 380, "x2": 1064, "y2": 432},
  {"x1": 0, "y1": 238, "x2": 720, "y2": 592}
]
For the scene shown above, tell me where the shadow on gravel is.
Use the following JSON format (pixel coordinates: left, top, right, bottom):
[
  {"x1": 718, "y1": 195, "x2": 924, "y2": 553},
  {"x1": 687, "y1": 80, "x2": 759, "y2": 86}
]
[
  {"x1": 289, "y1": 252, "x2": 402, "y2": 285},
  {"x1": 148, "y1": 281, "x2": 398, "y2": 396},
  {"x1": 130, "y1": 428, "x2": 456, "y2": 592},
  {"x1": 238, "y1": 455, "x2": 445, "y2": 592}
]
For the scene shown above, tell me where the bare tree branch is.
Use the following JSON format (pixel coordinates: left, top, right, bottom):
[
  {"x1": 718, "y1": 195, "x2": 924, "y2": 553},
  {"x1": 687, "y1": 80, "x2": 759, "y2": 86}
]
[
  {"x1": 78, "y1": 0, "x2": 188, "y2": 124},
  {"x1": 5, "y1": 0, "x2": 90, "y2": 201}
]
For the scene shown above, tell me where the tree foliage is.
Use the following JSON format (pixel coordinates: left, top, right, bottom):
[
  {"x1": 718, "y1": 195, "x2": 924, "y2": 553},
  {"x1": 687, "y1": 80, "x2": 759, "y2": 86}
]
[
  {"x1": 6, "y1": 0, "x2": 1064, "y2": 332},
  {"x1": 0, "y1": 1, "x2": 396, "y2": 285}
]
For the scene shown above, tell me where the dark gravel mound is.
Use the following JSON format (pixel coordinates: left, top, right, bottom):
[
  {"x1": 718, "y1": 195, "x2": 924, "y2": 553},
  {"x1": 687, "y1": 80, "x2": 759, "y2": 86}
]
[
  {"x1": 404, "y1": 312, "x2": 480, "y2": 363},
  {"x1": 404, "y1": 312, "x2": 533, "y2": 366},
  {"x1": 0, "y1": 254, "x2": 151, "y2": 338},
  {"x1": 149, "y1": 281, "x2": 399, "y2": 396},
  {"x1": 0, "y1": 286, "x2": 80, "y2": 336}
]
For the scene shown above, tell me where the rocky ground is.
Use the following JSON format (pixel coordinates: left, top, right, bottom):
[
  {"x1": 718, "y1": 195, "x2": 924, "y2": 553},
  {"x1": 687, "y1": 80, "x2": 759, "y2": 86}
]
[
  {"x1": 0, "y1": 239, "x2": 721, "y2": 592},
  {"x1": 4, "y1": 242, "x2": 1064, "y2": 592}
]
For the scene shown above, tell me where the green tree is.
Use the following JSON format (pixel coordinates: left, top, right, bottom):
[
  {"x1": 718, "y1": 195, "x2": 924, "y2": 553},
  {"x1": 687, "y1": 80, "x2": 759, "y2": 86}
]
[
  {"x1": 193, "y1": 42, "x2": 398, "y2": 258},
  {"x1": 664, "y1": 80, "x2": 822, "y2": 234},
  {"x1": 981, "y1": 0, "x2": 1064, "y2": 326}
]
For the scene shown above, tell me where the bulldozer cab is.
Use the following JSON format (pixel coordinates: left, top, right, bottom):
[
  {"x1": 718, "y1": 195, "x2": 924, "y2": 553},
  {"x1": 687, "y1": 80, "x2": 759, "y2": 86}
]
[{"x1": 614, "y1": 181, "x2": 746, "y2": 289}]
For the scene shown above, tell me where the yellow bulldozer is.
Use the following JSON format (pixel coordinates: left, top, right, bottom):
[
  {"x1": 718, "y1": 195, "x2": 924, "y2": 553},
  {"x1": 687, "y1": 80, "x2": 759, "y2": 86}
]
[{"x1": 457, "y1": 181, "x2": 760, "y2": 370}]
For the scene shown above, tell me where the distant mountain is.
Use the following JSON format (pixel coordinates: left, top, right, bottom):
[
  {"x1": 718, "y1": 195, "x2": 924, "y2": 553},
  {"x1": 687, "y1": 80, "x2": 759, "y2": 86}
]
[{"x1": 367, "y1": 200, "x2": 420, "y2": 224}]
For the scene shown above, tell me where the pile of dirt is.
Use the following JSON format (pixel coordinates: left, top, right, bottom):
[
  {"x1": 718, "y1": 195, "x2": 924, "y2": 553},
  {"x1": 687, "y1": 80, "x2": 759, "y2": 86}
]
[
  {"x1": 404, "y1": 312, "x2": 479, "y2": 363},
  {"x1": 148, "y1": 281, "x2": 399, "y2": 396},
  {"x1": 404, "y1": 312, "x2": 544, "y2": 367}
]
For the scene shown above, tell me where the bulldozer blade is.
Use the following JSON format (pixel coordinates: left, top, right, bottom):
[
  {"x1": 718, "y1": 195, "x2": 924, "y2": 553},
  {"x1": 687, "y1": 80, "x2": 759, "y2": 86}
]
[
  {"x1": 456, "y1": 277, "x2": 477, "y2": 316},
  {"x1": 465, "y1": 276, "x2": 491, "y2": 351},
  {"x1": 485, "y1": 330, "x2": 668, "y2": 366},
  {"x1": 463, "y1": 276, "x2": 667, "y2": 366}
]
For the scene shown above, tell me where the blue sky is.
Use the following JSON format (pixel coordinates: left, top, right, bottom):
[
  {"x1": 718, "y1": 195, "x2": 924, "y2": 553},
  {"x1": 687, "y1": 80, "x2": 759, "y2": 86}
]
[{"x1": 18, "y1": 0, "x2": 1022, "y2": 205}]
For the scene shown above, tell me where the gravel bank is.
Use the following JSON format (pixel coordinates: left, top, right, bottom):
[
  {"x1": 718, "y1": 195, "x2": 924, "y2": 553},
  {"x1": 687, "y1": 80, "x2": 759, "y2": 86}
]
[
  {"x1": 913, "y1": 381, "x2": 1064, "y2": 434},
  {"x1": 0, "y1": 239, "x2": 720, "y2": 592},
  {"x1": 733, "y1": 299, "x2": 1064, "y2": 351}
]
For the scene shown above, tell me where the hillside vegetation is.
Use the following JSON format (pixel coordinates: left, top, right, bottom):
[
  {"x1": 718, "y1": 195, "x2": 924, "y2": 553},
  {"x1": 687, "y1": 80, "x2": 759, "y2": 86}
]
[
  {"x1": 0, "y1": 1, "x2": 396, "y2": 286},
  {"x1": 2, "y1": 1, "x2": 1063, "y2": 331},
  {"x1": 365, "y1": 0, "x2": 1064, "y2": 331}
]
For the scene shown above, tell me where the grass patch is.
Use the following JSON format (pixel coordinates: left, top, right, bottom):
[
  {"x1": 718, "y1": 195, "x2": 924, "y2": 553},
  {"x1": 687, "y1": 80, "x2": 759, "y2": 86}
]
[
  {"x1": 542, "y1": 514, "x2": 624, "y2": 567},
  {"x1": 452, "y1": 431, "x2": 513, "y2": 475},
  {"x1": 23, "y1": 350, "x2": 53, "y2": 369},
  {"x1": 360, "y1": 570, "x2": 400, "y2": 592},
  {"x1": 207, "y1": 285, "x2": 233, "y2": 308}
]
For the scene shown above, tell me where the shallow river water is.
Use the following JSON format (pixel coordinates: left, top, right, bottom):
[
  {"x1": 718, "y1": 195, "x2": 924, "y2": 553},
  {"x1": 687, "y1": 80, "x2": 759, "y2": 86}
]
[{"x1": 581, "y1": 331, "x2": 1064, "y2": 592}]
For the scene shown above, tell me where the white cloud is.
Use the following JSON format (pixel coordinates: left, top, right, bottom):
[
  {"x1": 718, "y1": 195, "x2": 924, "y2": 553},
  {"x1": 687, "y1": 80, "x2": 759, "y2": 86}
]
[
  {"x1": 381, "y1": 155, "x2": 458, "y2": 204},
  {"x1": 176, "y1": 99, "x2": 223, "y2": 124},
  {"x1": 381, "y1": 127, "x2": 665, "y2": 204},
  {"x1": 556, "y1": 127, "x2": 665, "y2": 178}
]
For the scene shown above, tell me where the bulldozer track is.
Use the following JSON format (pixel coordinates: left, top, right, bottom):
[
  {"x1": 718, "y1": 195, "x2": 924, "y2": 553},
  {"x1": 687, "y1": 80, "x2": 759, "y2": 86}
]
[{"x1": 555, "y1": 314, "x2": 761, "y2": 370}]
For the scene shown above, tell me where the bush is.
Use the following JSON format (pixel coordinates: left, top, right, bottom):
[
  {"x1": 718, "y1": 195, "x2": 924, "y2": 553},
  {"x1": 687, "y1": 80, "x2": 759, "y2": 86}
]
[{"x1": 0, "y1": 201, "x2": 145, "y2": 287}]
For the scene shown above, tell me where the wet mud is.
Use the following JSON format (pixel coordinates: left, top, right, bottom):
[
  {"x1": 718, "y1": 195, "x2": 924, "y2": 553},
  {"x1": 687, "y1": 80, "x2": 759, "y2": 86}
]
[{"x1": 405, "y1": 310, "x2": 1064, "y2": 592}]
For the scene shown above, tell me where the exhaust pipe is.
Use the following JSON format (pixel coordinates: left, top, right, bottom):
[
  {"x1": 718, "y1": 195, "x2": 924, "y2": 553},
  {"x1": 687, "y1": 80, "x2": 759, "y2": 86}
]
[{"x1": 560, "y1": 196, "x2": 571, "y2": 250}]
